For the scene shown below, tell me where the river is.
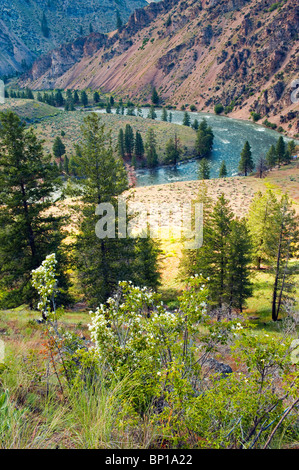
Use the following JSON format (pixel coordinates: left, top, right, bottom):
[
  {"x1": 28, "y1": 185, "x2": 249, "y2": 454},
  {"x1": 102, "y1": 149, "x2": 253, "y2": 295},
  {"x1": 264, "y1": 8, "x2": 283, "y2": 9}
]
[{"x1": 95, "y1": 108, "x2": 298, "y2": 187}]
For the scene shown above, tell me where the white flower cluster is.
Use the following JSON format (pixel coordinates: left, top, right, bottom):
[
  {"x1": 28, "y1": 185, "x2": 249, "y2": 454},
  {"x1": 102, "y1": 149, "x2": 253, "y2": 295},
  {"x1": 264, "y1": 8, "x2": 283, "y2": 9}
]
[
  {"x1": 31, "y1": 253, "x2": 57, "y2": 315},
  {"x1": 88, "y1": 282, "x2": 182, "y2": 372}
]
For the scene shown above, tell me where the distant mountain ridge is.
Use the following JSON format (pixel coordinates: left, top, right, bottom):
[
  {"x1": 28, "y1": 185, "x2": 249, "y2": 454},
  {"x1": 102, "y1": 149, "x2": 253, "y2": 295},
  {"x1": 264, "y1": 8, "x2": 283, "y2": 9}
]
[
  {"x1": 0, "y1": 0, "x2": 147, "y2": 75},
  {"x1": 20, "y1": 0, "x2": 299, "y2": 135}
]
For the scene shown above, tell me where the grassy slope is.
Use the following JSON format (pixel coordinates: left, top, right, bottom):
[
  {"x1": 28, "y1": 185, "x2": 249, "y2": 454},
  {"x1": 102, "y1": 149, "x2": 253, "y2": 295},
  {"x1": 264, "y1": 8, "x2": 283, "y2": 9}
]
[
  {"x1": 0, "y1": 99, "x2": 62, "y2": 122},
  {"x1": 0, "y1": 99, "x2": 197, "y2": 160}
]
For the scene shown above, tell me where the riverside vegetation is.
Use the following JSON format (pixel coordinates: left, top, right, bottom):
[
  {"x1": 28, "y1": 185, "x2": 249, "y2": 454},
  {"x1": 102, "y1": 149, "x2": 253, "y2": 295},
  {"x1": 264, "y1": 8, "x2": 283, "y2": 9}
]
[{"x1": 0, "y1": 106, "x2": 298, "y2": 449}]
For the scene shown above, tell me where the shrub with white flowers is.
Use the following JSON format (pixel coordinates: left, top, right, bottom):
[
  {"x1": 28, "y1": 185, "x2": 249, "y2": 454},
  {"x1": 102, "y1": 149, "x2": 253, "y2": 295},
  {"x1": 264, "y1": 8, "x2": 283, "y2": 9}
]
[{"x1": 31, "y1": 253, "x2": 58, "y2": 320}]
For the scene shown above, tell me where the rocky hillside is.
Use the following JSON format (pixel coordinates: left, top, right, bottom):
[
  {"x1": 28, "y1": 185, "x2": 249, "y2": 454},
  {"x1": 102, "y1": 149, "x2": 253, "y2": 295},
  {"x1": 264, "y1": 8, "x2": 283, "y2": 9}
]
[
  {"x1": 21, "y1": 0, "x2": 299, "y2": 135},
  {"x1": 0, "y1": 0, "x2": 146, "y2": 76}
]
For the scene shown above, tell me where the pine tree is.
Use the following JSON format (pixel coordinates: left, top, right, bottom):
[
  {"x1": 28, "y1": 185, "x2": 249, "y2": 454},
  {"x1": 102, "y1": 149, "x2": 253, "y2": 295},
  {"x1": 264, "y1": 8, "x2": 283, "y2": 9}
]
[
  {"x1": 80, "y1": 90, "x2": 88, "y2": 107},
  {"x1": 192, "y1": 119, "x2": 199, "y2": 131},
  {"x1": 238, "y1": 141, "x2": 254, "y2": 176},
  {"x1": 198, "y1": 158, "x2": 210, "y2": 180},
  {"x1": 25, "y1": 88, "x2": 34, "y2": 99},
  {"x1": 151, "y1": 87, "x2": 159, "y2": 105},
  {"x1": 266, "y1": 144, "x2": 277, "y2": 168},
  {"x1": 227, "y1": 219, "x2": 253, "y2": 312},
  {"x1": 0, "y1": 111, "x2": 68, "y2": 307},
  {"x1": 134, "y1": 131, "x2": 144, "y2": 160},
  {"x1": 182, "y1": 111, "x2": 191, "y2": 127},
  {"x1": 124, "y1": 124, "x2": 134, "y2": 158},
  {"x1": 73, "y1": 90, "x2": 80, "y2": 105},
  {"x1": 276, "y1": 136, "x2": 286, "y2": 165},
  {"x1": 181, "y1": 193, "x2": 252, "y2": 311},
  {"x1": 52, "y1": 136, "x2": 66, "y2": 164},
  {"x1": 147, "y1": 105, "x2": 157, "y2": 120},
  {"x1": 117, "y1": 128, "x2": 125, "y2": 158},
  {"x1": 161, "y1": 107, "x2": 168, "y2": 122},
  {"x1": 165, "y1": 134, "x2": 181, "y2": 165},
  {"x1": 219, "y1": 160, "x2": 227, "y2": 177},
  {"x1": 247, "y1": 190, "x2": 278, "y2": 270},
  {"x1": 145, "y1": 128, "x2": 158, "y2": 168},
  {"x1": 73, "y1": 113, "x2": 160, "y2": 304},
  {"x1": 195, "y1": 119, "x2": 214, "y2": 157},
  {"x1": 54, "y1": 89, "x2": 64, "y2": 107},
  {"x1": 93, "y1": 91, "x2": 100, "y2": 103},
  {"x1": 195, "y1": 194, "x2": 233, "y2": 307}
]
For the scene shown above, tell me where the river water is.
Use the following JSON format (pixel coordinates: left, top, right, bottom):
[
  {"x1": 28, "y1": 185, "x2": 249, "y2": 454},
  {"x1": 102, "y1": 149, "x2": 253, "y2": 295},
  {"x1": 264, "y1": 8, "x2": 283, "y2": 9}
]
[{"x1": 95, "y1": 108, "x2": 298, "y2": 187}]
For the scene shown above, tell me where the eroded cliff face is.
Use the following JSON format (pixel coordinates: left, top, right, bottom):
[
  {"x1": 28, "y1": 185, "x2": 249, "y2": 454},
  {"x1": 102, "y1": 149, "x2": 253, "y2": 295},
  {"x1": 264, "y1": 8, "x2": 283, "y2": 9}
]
[
  {"x1": 20, "y1": 0, "x2": 299, "y2": 135},
  {"x1": 0, "y1": 0, "x2": 147, "y2": 75},
  {"x1": 28, "y1": 33, "x2": 109, "y2": 88}
]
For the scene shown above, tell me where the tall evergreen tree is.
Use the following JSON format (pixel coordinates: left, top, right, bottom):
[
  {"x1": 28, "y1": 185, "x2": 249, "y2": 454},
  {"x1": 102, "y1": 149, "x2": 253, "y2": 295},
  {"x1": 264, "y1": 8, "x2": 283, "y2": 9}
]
[
  {"x1": 181, "y1": 192, "x2": 252, "y2": 311},
  {"x1": 54, "y1": 89, "x2": 64, "y2": 107},
  {"x1": 52, "y1": 136, "x2": 66, "y2": 164},
  {"x1": 93, "y1": 91, "x2": 100, "y2": 103},
  {"x1": 266, "y1": 144, "x2": 277, "y2": 168},
  {"x1": 134, "y1": 131, "x2": 144, "y2": 160},
  {"x1": 151, "y1": 87, "x2": 159, "y2": 105},
  {"x1": 80, "y1": 90, "x2": 88, "y2": 107},
  {"x1": 182, "y1": 111, "x2": 191, "y2": 127},
  {"x1": 73, "y1": 90, "x2": 80, "y2": 105},
  {"x1": 276, "y1": 136, "x2": 286, "y2": 166},
  {"x1": 219, "y1": 160, "x2": 227, "y2": 177},
  {"x1": 147, "y1": 105, "x2": 157, "y2": 120},
  {"x1": 165, "y1": 134, "x2": 181, "y2": 165},
  {"x1": 0, "y1": 111, "x2": 68, "y2": 307},
  {"x1": 238, "y1": 141, "x2": 254, "y2": 176},
  {"x1": 247, "y1": 190, "x2": 278, "y2": 270},
  {"x1": 227, "y1": 219, "x2": 252, "y2": 312},
  {"x1": 161, "y1": 107, "x2": 168, "y2": 122},
  {"x1": 192, "y1": 119, "x2": 199, "y2": 131},
  {"x1": 198, "y1": 158, "x2": 210, "y2": 180},
  {"x1": 73, "y1": 113, "x2": 160, "y2": 304},
  {"x1": 145, "y1": 128, "x2": 158, "y2": 168},
  {"x1": 195, "y1": 119, "x2": 214, "y2": 157},
  {"x1": 124, "y1": 124, "x2": 134, "y2": 158},
  {"x1": 117, "y1": 128, "x2": 125, "y2": 158}
]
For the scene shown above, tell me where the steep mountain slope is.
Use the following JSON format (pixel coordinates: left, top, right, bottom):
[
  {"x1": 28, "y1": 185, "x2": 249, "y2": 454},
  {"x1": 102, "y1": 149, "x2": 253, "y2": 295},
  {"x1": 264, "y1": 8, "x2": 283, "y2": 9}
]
[
  {"x1": 0, "y1": 0, "x2": 147, "y2": 75},
  {"x1": 21, "y1": 0, "x2": 299, "y2": 135}
]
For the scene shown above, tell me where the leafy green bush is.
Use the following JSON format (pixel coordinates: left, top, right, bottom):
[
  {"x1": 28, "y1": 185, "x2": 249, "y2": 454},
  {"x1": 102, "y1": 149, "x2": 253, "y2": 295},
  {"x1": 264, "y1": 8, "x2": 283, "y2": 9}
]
[{"x1": 214, "y1": 103, "x2": 224, "y2": 114}]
